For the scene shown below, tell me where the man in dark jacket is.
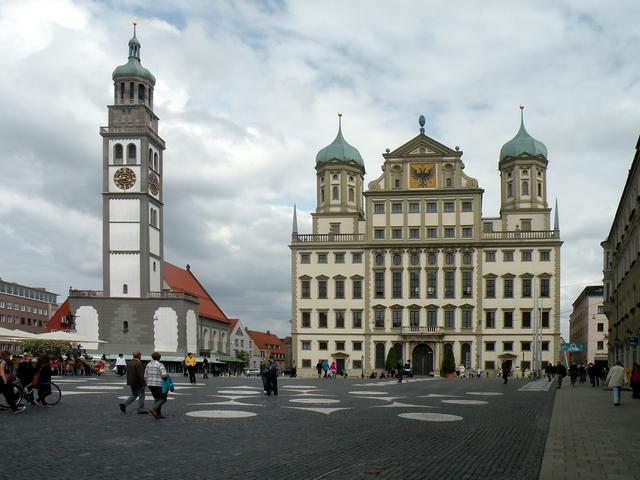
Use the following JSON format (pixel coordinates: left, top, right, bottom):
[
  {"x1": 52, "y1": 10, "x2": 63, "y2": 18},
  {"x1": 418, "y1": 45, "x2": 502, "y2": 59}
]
[
  {"x1": 501, "y1": 360, "x2": 511, "y2": 384},
  {"x1": 265, "y1": 360, "x2": 278, "y2": 396},
  {"x1": 556, "y1": 361, "x2": 567, "y2": 389},
  {"x1": 17, "y1": 353, "x2": 36, "y2": 405},
  {"x1": 119, "y1": 352, "x2": 147, "y2": 414}
]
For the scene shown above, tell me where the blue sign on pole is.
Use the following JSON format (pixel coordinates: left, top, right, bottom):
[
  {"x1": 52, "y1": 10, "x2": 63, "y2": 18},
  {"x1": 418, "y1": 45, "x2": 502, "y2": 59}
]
[
  {"x1": 628, "y1": 337, "x2": 639, "y2": 346},
  {"x1": 560, "y1": 343, "x2": 585, "y2": 352}
]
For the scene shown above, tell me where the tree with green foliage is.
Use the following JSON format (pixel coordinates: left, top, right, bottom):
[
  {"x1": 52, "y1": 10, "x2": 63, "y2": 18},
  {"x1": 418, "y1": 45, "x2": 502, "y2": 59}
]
[
  {"x1": 441, "y1": 344, "x2": 456, "y2": 376},
  {"x1": 20, "y1": 340, "x2": 74, "y2": 358},
  {"x1": 385, "y1": 346, "x2": 398, "y2": 372},
  {"x1": 235, "y1": 349, "x2": 250, "y2": 367}
]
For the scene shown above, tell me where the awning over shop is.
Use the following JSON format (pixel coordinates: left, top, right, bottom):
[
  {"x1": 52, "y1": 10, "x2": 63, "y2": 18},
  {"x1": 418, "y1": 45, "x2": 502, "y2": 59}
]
[{"x1": 217, "y1": 354, "x2": 244, "y2": 363}]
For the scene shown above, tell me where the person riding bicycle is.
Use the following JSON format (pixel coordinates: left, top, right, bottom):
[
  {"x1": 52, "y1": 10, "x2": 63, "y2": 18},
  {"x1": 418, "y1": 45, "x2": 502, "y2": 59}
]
[
  {"x1": 16, "y1": 353, "x2": 36, "y2": 405},
  {"x1": 34, "y1": 353, "x2": 52, "y2": 407}
]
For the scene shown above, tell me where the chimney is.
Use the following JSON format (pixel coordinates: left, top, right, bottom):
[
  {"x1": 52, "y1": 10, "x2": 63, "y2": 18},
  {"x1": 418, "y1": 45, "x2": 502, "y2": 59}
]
[{"x1": 267, "y1": 330, "x2": 270, "y2": 335}]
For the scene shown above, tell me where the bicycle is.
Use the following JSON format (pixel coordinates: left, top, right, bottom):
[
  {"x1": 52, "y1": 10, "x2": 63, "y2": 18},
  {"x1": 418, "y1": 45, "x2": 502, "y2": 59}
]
[{"x1": 0, "y1": 381, "x2": 62, "y2": 409}]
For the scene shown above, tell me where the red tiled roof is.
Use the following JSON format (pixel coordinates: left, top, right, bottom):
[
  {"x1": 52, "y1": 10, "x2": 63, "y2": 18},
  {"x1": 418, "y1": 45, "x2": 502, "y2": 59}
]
[
  {"x1": 47, "y1": 298, "x2": 70, "y2": 331},
  {"x1": 228, "y1": 318, "x2": 239, "y2": 333},
  {"x1": 163, "y1": 262, "x2": 229, "y2": 324},
  {"x1": 246, "y1": 329, "x2": 286, "y2": 355}
]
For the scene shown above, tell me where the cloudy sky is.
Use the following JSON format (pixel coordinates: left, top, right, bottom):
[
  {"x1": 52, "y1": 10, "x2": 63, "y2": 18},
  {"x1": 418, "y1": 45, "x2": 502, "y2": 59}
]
[{"x1": 1, "y1": 0, "x2": 638, "y2": 337}]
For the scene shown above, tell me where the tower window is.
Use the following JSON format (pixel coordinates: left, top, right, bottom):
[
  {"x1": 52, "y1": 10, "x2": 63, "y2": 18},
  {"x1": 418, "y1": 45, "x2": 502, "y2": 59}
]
[
  {"x1": 122, "y1": 284, "x2": 128, "y2": 294},
  {"x1": 148, "y1": 148, "x2": 153, "y2": 167},
  {"x1": 153, "y1": 261, "x2": 156, "y2": 272},
  {"x1": 522, "y1": 181, "x2": 529, "y2": 196},
  {"x1": 332, "y1": 174, "x2": 338, "y2": 181},
  {"x1": 138, "y1": 84, "x2": 145, "y2": 104},
  {"x1": 537, "y1": 182, "x2": 542, "y2": 196},
  {"x1": 394, "y1": 179, "x2": 400, "y2": 188},
  {"x1": 348, "y1": 187, "x2": 354, "y2": 202},
  {"x1": 154, "y1": 153, "x2": 158, "y2": 171},
  {"x1": 114, "y1": 144, "x2": 123, "y2": 164},
  {"x1": 120, "y1": 82, "x2": 125, "y2": 100},
  {"x1": 332, "y1": 186, "x2": 339, "y2": 201},
  {"x1": 122, "y1": 321, "x2": 129, "y2": 333},
  {"x1": 129, "y1": 82, "x2": 134, "y2": 101},
  {"x1": 507, "y1": 183, "x2": 513, "y2": 198},
  {"x1": 149, "y1": 89, "x2": 153, "y2": 107},
  {"x1": 321, "y1": 189, "x2": 325, "y2": 202},
  {"x1": 446, "y1": 178, "x2": 452, "y2": 187},
  {"x1": 127, "y1": 144, "x2": 137, "y2": 164}
]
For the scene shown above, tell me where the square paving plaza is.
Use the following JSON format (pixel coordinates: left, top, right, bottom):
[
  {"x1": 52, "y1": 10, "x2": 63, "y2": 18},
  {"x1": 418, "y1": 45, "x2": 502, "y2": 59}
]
[{"x1": 3, "y1": 374, "x2": 638, "y2": 480}]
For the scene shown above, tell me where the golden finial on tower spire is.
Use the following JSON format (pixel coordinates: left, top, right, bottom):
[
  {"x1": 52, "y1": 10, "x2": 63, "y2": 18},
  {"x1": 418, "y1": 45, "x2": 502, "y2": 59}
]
[{"x1": 132, "y1": 16, "x2": 138, "y2": 35}]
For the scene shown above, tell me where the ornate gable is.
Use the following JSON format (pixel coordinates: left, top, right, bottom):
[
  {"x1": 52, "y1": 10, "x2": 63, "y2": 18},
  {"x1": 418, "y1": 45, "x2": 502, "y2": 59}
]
[{"x1": 385, "y1": 134, "x2": 459, "y2": 159}]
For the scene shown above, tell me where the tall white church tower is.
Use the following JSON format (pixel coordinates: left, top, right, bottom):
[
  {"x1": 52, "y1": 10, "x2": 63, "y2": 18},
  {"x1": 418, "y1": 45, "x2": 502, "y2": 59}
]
[{"x1": 101, "y1": 22, "x2": 165, "y2": 298}]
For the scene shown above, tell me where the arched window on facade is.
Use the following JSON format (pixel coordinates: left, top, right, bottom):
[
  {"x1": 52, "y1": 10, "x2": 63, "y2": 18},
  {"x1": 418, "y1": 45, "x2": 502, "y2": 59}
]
[
  {"x1": 129, "y1": 82, "x2": 134, "y2": 101},
  {"x1": 122, "y1": 321, "x2": 129, "y2": 333},
  {"x1": 446, "y1": 178, "x2": 452, "y2": 187},
  {"x1": 127, "y1": 144, "x2": 137, "y2": 164},
  {"x1": 348, "y1": 187, "x2": 354, "y2": 202},
  {"x1": 154, "y1": 153, "x2": 158, "y2": 171},
  {"x1": 537, "y1": 182, "x2": 542, "y2": 197},
  {"x1": 522, "y1": 181, "x2": 529, "y2": 196},
  {"x1": 120, "y1": 82, "x2": 125, "y2": 101},
  {"x1": 507, "y1": 183, "x2": 513, "y2": 197},
  {"x1": 114, "y1": 144, "x2": 123, "y2": 164},
  {"x1": 332, "y1": 186, "x2": 339, "y2": 201},
  {"x1": 375, "y1": 343, "x2": 385, "y2": 369},
  {"x1": 321, "y1": 189, "x2": 325, "y2": 202},
  {"x1": 138, "y1": 84, "x2": 145, "y2": 104},
  {"x1": 148, "y1": 148, "x2": 153, "y2": 165},
  {"x1": 122, "y1": 284, "x2": 128, "y2": 294},
  {"x1": 149, "y1": 89, "x2": 153, "y2": 108}
]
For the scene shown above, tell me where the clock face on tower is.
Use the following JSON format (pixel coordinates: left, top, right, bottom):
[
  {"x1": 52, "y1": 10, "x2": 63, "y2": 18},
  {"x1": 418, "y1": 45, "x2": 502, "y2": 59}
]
[
  {"x1": 113, "y1": 167, "x2": 136, "y2": 190},
  {"x1": 148, "y1": 173, "x2": 160, "y2": 195}
]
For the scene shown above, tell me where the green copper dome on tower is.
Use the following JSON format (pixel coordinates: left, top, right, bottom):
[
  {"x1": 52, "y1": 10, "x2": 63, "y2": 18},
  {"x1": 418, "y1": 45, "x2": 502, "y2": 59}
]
[
  {"x1": 112, "y1": 22, "x2": 156, "y2": 86},
  {"x1": 499, "y1": 106, "x2": 547, "y2": 162},
  {"x1": 316, "y1": 114, "x2": 365, "y2": 170}
]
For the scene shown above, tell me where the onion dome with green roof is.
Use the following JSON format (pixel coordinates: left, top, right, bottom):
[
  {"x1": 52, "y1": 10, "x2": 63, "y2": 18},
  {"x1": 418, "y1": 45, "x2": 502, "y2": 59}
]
[
  {"x1": 112, "y1": 24, "x2": 156, "y2": 86},
  {"x1": 499, "y1": 106, "x2": 547, "y2": 163},
  {"x1": 316, "y1": 114, "x2": 365, "y2": 171}
]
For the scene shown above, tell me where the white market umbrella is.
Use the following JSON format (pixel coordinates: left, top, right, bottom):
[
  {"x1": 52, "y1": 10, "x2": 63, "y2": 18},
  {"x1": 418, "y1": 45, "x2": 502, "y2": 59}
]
[
  {"x1": 0, "y1": 327, "x2": 39, "y2": 340},
  {"x1": 34, "y1": 331, "x2": 107, "y2": 344}
]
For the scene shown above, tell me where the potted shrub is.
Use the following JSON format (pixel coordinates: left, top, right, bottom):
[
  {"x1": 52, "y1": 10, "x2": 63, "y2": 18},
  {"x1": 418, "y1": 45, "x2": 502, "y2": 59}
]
[{"x1": 441, "y1": 344, "x2": 456, "y2": 379}]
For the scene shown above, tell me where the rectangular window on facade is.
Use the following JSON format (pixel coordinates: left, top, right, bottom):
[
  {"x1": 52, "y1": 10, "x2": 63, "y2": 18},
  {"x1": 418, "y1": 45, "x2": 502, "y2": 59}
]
[
  {"x1": 374, "y1": 229, "x2": 385, "y2": 239},
  {"x1": 352, "y1": 253, "x2": 362, "y2": 264},
  {"x1": 427, "y1": 228, "x2": 438, "y2": 238},
  {"x1": 597, "y1": 305, "x2": 604, "y2": 314},
  {"x1": 392, "y1": 228, "x2": 402, "y2": 239},
  {"x1": 301, "y1": 311, "x2": 311, "y2": 328},
  {"x1": 503, "y1": 251, "x2": 514, "y2": 262},
  {"x1": 374, "y1": 309, "x2": 385, "y2": 328},
  {"x1": 485, "y1": 342, "x2": 495, "y2": 351},
  {"x1": 392, "y1": 309, "x2": 402, "y2": 328},
  {"x1": 485, "y1": 361, "x2": 495, "y2": 370},
  {"x1": 301, "y1": 254, "x2": 310, "y2": 264},
  {"x1": 597, "y1": 341, "x2": 604, "y2": 350},
  {"x1": 503, "y1": 311, "x2": 513, "y2": 328},
  {"x1": 392, "y1": 271, "x2": 402, "y2": 298},
  {"x1": 503, "y1": 342, "x2": 513, "y2": 351},
  {"x1": 540, "y1": 278, "x2": 550, "y2": 297},
  {"x1": 409, "y1": 228, "x2": 420, "y2": 239},
  {"x1": 597, "y1": 322, "x2": 604, "y2": 332},
  {"x1": 301, "y1": 341, "x2": 311, "y2": 350},
  {"x1": 444, "y1": 271, "x2": 455, "y2": 298},
  {"x1": 521, "y1": 250, "x2": 532, "y2": 262},
  {"x1": 444, "y1": 201, "x2": 454, "y2": 212},
  {"x1": 318, "y1": 311, "x2": 328, "y2": 328},
  {"x1": 318, "y1": 280, "x2": 327, "y2": 299},
  {"x1": 301, "y1": 280, "x2": 310, "y2": 299},
  {"x1": 486, "y1": 278, "x2": 496, "y2": 298},
  {"x1": 462, "y1": 227, "x2": 473, "y2": 238},
  {"x1": 444, "y1": 227, "x2": 455, "y2": 238},
  {"x1": 409, "y1": 202, "x2": 420, "y2": 213},
  {"x1": 335, "y1": 311, "x2": 345, "y2": 328},
  {"x1": 540, "y1": 250, "x2": 551, "y2": 261},
  {"x1": 426, "y1": 202, "x2": 437, "y2": 213},
  {"x1": 318, "y1": 254, "x2": 328, "y2": 264},
  {"x1": 462, "y1": 271, "x2": 472, "y2": 297},
  {"x1": 427, "y1": 270, "x2": 437, "y2": 298},
  {"x1": 392, "y1": 203, "x2": 402, "y2": 213},
  {"x1": 319, "y1": 341, "x2": 328, "y2": 350},
  {"x1": 483, "y1": 222, "x2": 494, "y2": 233},
  {"x1": 521, "y1": 220, "x2": 531, "y2": 231},
  {"x1": 335, "y1": 341, "x2": 345, "y2": 351},
  {"x1": 462, "y1": 201, "x2": 472, "y2": 212},
  {"x1": 374, "y1": 203, "x2": 384, "y2": 214},
  {"x1": 522, "y1": 278, "x2": 532, "y2": 298},
  {"x1": 408, "y1": 309, "x2": 419, "y2": 327},
  {"x1": 462, "y1": 310, "x2": 473, "y2": 329},
  {"x1": 521, "y1": 341, "x2": 531, "y2": 351},
  {"x1": 335, "y1": 280, "x2": 345, "y2": 299},
  {"x1": 541, "y1": 310, "x2": 550, "y2": 328},
  {"x1": 504, "y1": 278, "x2": 514, "y2": 298},
  {"x1": 353, "y1": 341, "x2": 362, "y2": 351},
  {"x1": 352, "y1": 279, "x2": 362, "y2": 299},
  {"x1": 522, "y1": 311, "x2": 531, "y2": 328},
  {"x1": 410, "y1": 270, "x2": 420, "y2": 298},
  {"x1": 444, "y1": 310, "x2": 455, "y2": 329},
  {"x1": 485, "y1": 251, "x2": 496, "y2": 262},
  {"x1": 427, "y1": 309, "x2": 437, "y2": 328},
  {"x1": 302, "y1": 359, "x2": 311, "y2": 368},
  {"x1": 375, "y1": 271, "x2": 385, "y2": 298},
  {"x1": 352, "y1": 310, "x2": 362, "y2": 328},
  {"x1": 335, "y1": 253, "x2": 345, "y2": 264},
  {"x1": 542, "y1": 342, "x2": 549, "y2": 351},
  {"x1": 485, "y1": 310, "x2": 496, "y2": 328}
]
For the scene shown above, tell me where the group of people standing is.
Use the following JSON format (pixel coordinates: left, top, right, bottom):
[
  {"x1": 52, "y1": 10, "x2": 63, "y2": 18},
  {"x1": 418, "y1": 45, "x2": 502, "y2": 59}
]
[
  {"x1": 259, "y1": 360, "x2": 278, "y2": 395},
  {"x1": 0, "y1": 350, "x2": 53, "y2": 413},
  {"x1": 315, "y1": 360, "x2": 339, "y2": 379},
  {"x1": 118, "y1": 351, "x2": 173, "y2": 419}
]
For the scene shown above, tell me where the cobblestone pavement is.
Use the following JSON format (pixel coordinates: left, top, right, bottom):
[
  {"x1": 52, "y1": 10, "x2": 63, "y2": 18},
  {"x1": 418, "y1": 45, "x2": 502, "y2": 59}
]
[
  {"x1": 3, "y1": 374, "x2": 556, "y2": 480},
  {"x1": 539, "y1": 380, "x2": 640, "y2": 480}
]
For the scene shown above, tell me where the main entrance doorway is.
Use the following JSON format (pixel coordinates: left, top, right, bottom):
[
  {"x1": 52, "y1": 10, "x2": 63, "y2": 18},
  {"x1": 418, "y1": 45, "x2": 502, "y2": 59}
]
[{"x1": 412, "y1": 344, "x2": 434, "y2": 375}]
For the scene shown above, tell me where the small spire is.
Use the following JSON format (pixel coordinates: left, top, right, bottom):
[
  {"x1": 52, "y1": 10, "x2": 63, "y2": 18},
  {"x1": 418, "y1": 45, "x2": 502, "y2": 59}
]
[
  {"x1": 519, "y1": 104, "x2": 525, "y2": 128},
  {"x1": 337, "y1": 112, "x2": 343, "y2": 132},
  {"x1": 419, "y1": 114, "x2": 426, "y2": 134},
  {"x1": 132, "y1": 16, "x2": 138, "y2": 35},
  {"x1": 554, "y1": 198, "x2": 560, "y2": 231},
  {"x1": 291, "y1": 204, "x2": 298, "y2": 236}
]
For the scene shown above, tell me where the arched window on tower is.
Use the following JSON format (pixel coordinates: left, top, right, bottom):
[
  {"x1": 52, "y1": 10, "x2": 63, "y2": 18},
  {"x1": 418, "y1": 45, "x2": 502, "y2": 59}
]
[
  {"x1": 332, "y1": 186, "x2": 339, "y2": 201},
  {"x1": 154, "y1": 153, "x2": 158, "y2": 171},
  {"x1": 349, "y1": 187, "x2": 354, "y2": 202},
  {"x1": 149, "y1": 89, "x2": 153, "y2": 108},
  {"x1": 321, "y1": 189, "x2": 325, "y2": 203},
  {"x1": 537, "y1": 182, "x2": 542, "y2": 197},
  {"x1": 129, "y1": 82, "x2": 134, "y2": 102},
  {"x1": 446, "y1": 178, "x2": 452, "y2": 187},
  {"x1": 522, "y1": 181, "x2": 529, "y2": 196},
  {"x1": 114, "y1": 144, "x2": 123, "y2": 165},
  {"x1": 138, "y1": 84, "x2": 145, "y2": 104},
  {"x1": 148, "y1": 148, "x2": 153, "y2": 166},
  {"x1": 120, "y1": 82, "x2": 125, "y2": 101},
  {"x1": 122, "y1": 284, "x2": 128, "y2": 294},
  {"x1": 122, "y1": 321, "x2": 129, "y2": 333},
  {"x1": 507, "y1": 182, "x2": 513, "y2": 198},
  {"x1": 127, "y1": 144, "x2": 137, "y2": 165}
]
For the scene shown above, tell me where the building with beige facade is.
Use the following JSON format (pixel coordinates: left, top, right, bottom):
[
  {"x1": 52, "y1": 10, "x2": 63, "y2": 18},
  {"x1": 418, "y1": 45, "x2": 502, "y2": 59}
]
[
  {"x1": 290, "y1": 111, "x2": 562, "y2": 378},
  {"x1": 602, "y1": 134, "x2": 640, "y2": 368},
  {"x1": 569, "y1": 285, "x2": 608, "y2": 367}
]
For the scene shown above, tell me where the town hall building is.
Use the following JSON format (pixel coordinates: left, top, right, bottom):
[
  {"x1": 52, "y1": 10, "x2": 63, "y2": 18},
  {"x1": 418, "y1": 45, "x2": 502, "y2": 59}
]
[{"x1": 290, "y1": 111, "x2": 562, "y2": 377}]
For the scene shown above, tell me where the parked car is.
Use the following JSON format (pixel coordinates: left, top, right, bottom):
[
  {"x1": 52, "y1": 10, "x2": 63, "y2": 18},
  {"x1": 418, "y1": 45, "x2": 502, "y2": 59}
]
[{"x1": 244, "y1": 368, "x2": 260, "y2": 377}]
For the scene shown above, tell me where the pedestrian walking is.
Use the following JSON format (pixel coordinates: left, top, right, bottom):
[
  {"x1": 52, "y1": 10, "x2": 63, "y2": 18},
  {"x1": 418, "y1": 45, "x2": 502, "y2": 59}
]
[
  {"x1": 403, "y1": 361, "x2": 411, "y2": 383},
  {"x1": 555, "y1": 361, "x2": 567, "y2": 389},
  {"x1": 33, "y1": 353, "x2": 52, "y2": 407},
  {"x1": 569, "y1": 363, "x2": 578, "y2": 387},
  {"x1": 477, "y1": 367, "x2": 482, "y2": 379},
  {"x1": 630, "y1": 363, "x2": 640, "y2": 399},
  {"x1": 329, "y1": 361, "x2": 337, "y2": 379},
  {"x1": 265, "y1": 360, "x2": 278, "y2": 396},
  {"x1": 397, "y1": 361, "x2": 404, "y2": 383},
  {"x1": 115, "y1": 353, "x2": 126, "y2": 376},
  {"x1": 260, "y1": 360, "x2": 269, "y2": 393},
  {"x1": 185, "y1": 352, "x2": 197, "y2": 384},
  {"x1": 322, "y1": 360, "x2": 329, "y2": 379},
  {"x1": 144, "y1": 352, "x2": 168, "y2": 419},
  {"x1": 119, "y1": 351, "x2": 147, "y2": 415},
  {"x1": 545, "y1": 363, "x2": 554, "y2": 382},
  {"x1": 459, "y1": 364, "x2": 466, "y2": 379},
  {"x1": 501, "y1": 361, "x2": 511, "y2": 384},
  {"x1": 605, "y1": 361, "x2": 626, "y2": 406},
  {"x1": 0, "y1": 351, "x2": 24, "y2": 414},
  {"x1": 316, "y1": 361, "x2": 322, "y2": 378},
  {"x1": 202, "y1": 357, "x2": 209, "y2": 380}
]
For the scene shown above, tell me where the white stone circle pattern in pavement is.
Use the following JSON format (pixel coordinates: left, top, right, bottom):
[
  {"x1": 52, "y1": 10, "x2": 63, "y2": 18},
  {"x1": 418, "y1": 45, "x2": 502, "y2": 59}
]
[
  {"x1": 289, "y1": 398, "x2": 340, "y2": 404},
  {"x1": 186, "y1": 410, "x2": 257, "y2": 419},
  {"x1": 217, "y1": 390, "x2": 261, "y2": 395},
  {"x1": 466, "y1": 392, "x2": 503, "y2": 396},
  {"x1": 442, "y1": 399, "x2": 488, "y2": 405},
  {"x1": 349, "y1": 391, "x2": 389, "y2": 395},
  {"x1": 399, "y1": 412, "x2": 464, "y2": 422},
  {"x1": 77, "y1": 386, "x2": 125, "y2": 390}
]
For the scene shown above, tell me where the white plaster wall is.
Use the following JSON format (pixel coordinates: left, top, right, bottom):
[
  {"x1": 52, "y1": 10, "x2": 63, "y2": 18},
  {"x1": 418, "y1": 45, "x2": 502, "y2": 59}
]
[
  {"x1": 109, "y1": 199, "x2": 140, "y2": 222},
  {"x1": 154, "y1": 307, "x2": 178, "y2": 352},
  {"x1": 109, "y1": 165, "x2": 141, "y2": 193},
  {"x1": 372, "y1": 214, "x2": 385, "y2": 227},
  {"x1": 149, "y1": 256, "x2": 161, "y2": 292},
  {"x1": 75, "y1": 306, "x2": 99, "y2": 350},
  {"x1": 110, "y1": 254, "x2": 140, "y2": 297},
  {"x1": 389, "y1": 213, "x2": 403, "y2": 227},
  {"x1": 110, "y1": 223, "x2": 140, "y2": 251},
  {"x1": 460, "y1": 212, "x2": 474, "y2": 225},
  {"x1": 186, "y1": 310, "x2": 198, "y2": 353},
  {"x1": 425, "y1": 213, "x2": 438, "y2": 226},
  {"x1": 407, "y1": 213, "x2": 420, "y2": 226},
  {"x1": 149, "y1": 226, "x2": 160, "y2": 256},
  {"x1": 442, "y1": 212, "x2": 456, "y2": 225},
  {"x1": 316, "y1": 217, "x2": 354, "y2": 235}
]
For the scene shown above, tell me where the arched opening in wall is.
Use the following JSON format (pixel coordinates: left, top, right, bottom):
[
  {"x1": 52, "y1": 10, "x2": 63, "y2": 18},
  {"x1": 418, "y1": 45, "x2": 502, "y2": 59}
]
[
  {"x1": 212, "y1": 331, "x2": 218, "y2": 351},
  {"x1": 154, "y1": 153, "x2": 158, "y2": 171},
  {"x1": 149, "y1": 89, "x2": 153, "y2": 108},
  {"x1": 522, "y1": 181, "x2": 529, "y2": 196},
  {"x1": 375, "y1": 343, "x2": 385, "y2": 369},
  {"x1": 114, "y1": 144, "x2": 123, "y2": 164},
  {"x1": 129, "y1": 82, "x2": 134, "y2": 101},
  {"x1": 507, "y1": 183, "x2": 513, "y2": 198},
  {"x1": 537, "y1": 182, "x2": 542, "y2": 197},
  {"x1": 393, "y1": 343, "x2": 403, "y2": 364},
  {"x1": 127, "y1": 144, "x2": 137, "y2": 164},
  {"x1": 412, "y1": 344, "x2": 434, "y2": 375},
  {"x1": 153, "y1": 261, "x2": 156, "y2": 272},
  {"x1": 332, "y1": 186, "x2": 339, "y2": 201},
  {"x1": 138, "y1": 84, "x2": 145, "y2": 104},
  {"x1": 148, "y1": 148, "x2": 153, "y2": 166},
  {"x1": 122, "y1": 284, "x2": 128, "y2": 294},
  {"x1": 348, "y1": 187, "x2": 354, "y2": 202},
  {"x1": 321, "y1": 189, "x2": 325, "y2": 202},
  {"x1": 446, "y1": 178, "x2": 452, "y2": 187},
  {"x1": 120, "y1": 82, "x2": 125, "y2": 101},
  {"x1": 221, "y1": 332, "x2": 226, "y2": 353},
  {"x1": 461, "y1": 343, "x2": 471, "y2": 368},
  {"x1": 394, "y1": 178, "x2": 400, "y2": 188},
  {"x1": 122, "y1": 321, "x2": 129, "y2": 333}
]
